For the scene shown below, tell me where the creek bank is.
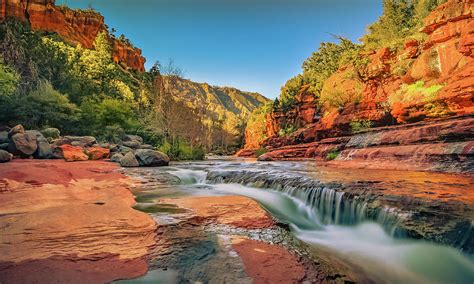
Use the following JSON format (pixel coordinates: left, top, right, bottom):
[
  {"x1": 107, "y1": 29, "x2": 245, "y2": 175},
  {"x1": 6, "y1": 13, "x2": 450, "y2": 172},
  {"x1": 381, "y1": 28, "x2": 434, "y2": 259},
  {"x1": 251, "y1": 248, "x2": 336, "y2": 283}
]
[
  {"x1": 0, "y1": 160, "x2": 157, "y2": 283},
  {"x1": 0, "y1": 124, "x2": 170, "y2": 167}
]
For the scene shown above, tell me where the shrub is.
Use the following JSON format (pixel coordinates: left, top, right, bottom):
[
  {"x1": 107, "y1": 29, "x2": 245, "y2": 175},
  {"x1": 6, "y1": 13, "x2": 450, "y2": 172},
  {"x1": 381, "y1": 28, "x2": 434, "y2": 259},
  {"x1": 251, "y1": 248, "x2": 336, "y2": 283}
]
[
  {"x1": 278, "y1": 125, "x2": 297, "y2": 137},
  {"x1": 350, "y1": 119, "x2": 373, "y2": 134},
  {"x1": 389, "y1": 80, "x2": 444, "y2": 106},
  {"x1": 326, "y1": 150, "x2": 340, "y2": 160},
  {"x1": 255, "y1": 147, "x2": 267, "y2": 158}
]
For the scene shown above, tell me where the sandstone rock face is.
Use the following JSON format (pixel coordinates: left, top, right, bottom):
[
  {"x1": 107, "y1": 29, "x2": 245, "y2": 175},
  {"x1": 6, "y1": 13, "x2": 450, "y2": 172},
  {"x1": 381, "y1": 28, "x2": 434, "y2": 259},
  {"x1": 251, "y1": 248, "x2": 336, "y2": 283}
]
[
  {"x1": 120, "y1": 151, "x2": 139, "y2": 167},
  {"x1": 0, "y1": 149, "x2": 13, "y2": 162},
  {"x1": 242, "y1": 0, "x2": 474, "y2": 172},
  {"x1": 86, "y1": 146, "x2": 110, "y2": 160},
  {"x1": 135, "y1": 149, "x2": 170, "y2": 167},
  {"x1": 54, "y1": 144, "x2": 88, "y2": 162},
  {"x1": 0, "y1": 0, "x2": 145, "y2": 71}
]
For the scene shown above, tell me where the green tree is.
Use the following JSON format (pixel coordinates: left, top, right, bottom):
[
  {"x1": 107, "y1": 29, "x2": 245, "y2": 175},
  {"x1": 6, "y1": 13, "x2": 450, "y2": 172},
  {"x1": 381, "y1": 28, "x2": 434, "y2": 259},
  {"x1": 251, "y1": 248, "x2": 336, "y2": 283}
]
[{"x1": 0, "y1": 60, "x2": 19, "y2": 96}]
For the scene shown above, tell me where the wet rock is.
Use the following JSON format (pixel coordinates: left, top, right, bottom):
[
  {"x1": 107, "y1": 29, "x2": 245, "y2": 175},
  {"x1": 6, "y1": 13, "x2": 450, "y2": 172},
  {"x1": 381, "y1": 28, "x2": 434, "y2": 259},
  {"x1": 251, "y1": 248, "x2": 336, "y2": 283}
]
[
  {"x1": 53, "y1": 144, "x2": 88, "y2": 162},
  {"x1": 8, "y1": 125, "x2": 25, "y2": 138},
  {"x1": 86, "y1": 147, "x2": 110, "y2": 160},
  {"x1": 40, "y1": 128, "x2": 60, "y2": 141},
  {"x1": 8, "y1": 132, "x2": 38, "y2": 157},
  {"x1": 0, "y1": 149, "x2": 13, "y2": 163},
  {"x1": 120, "y1": 152, "x2": 140, "y2": 167},
  {"x1": 135, "y1": 149, "x2": 169, "y2": 167},
  {"x1": 110, "y1": 153, "x2": 124, "y2": 163}
]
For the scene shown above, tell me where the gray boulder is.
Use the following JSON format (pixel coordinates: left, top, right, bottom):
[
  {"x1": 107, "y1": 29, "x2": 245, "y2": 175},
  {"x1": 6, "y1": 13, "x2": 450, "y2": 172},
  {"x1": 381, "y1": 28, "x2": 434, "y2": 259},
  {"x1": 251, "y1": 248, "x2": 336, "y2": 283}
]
[
  {"x1": 0, "y1": 131, "x2": 8, "y2": 144},
  {"x1": 0, "y1": 149, "x2": 12, "y2": 163},
  {"x1": 0, "y1": 143, "x2": 8, "y2": 150},
  {"x1": 123, "y1": 134, "x2": 143, "y2": 144},
  {"x1": 52, "y1": 136, "x2": 97, "y2": 148},
  {"x1": 8, "y1": 132, "x2": 38, "y2": 157},
  {"x1": 118, "y1": 145, "x2": 134, "y2": 154},
  {"x1": 8, "y1": 125, "x2": 25, "y2": 138},
  {"x1": 110, "y1": 153, "x2": 124, "y2": 163},
  {"x1": 123, "y1": 140, "x2": 141, "y2": 149},
  {"x1": 120, "y1": 152, "x2": 139, "y2": 167},
  {"x1": 24, "y1": 131, "x2": 53, "y2": 159},
  {"x1": 139, "y1": 144, "x2": 154, "y2": 150},
  {"x1": 41, "y1": 128, "x2": 60, "y2": 141},
  {"x1": 135, "y1": 149, "x2": 169, "y2": 167}
]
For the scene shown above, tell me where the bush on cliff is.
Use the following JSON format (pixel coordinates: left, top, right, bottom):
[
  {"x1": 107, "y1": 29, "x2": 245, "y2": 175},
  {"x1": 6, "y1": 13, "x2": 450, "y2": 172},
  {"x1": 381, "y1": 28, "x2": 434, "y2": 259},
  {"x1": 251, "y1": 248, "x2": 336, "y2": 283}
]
[{"x1": 0, "y1": 59, "x2": 19, "y2": 96}]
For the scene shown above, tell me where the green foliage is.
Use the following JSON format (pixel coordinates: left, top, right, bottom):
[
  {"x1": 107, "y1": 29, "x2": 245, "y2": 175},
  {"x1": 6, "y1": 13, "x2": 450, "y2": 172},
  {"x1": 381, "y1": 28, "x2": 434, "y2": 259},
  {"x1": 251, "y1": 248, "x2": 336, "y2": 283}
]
[
  {"x1": 100, "y1": 124, "x2": 126, "y2": 143},
  {"x1": 1, "y1": 81, "x2": 79, "y2": 130},
  {"x1": 255, "y1": 147, "x2": 267, "y2": 158},
  {"x1": 389, "y1": 80, "x2": 444, "y2": 105},
  {"x1": 159, "y1": 139, "x2": 205, "y2": 160},
  {"x1": 362, "y1": 0, "x2": 447, "y2": 50},
  {"x1": 326, "y1": 150, "x2": 340, "y2": 160},
  {"x1": 350, "y1": 119, "x2": 373, "y2": 134},
  {"x1": 0, "y1": 59, "x2": 19, "y2": 96},
  {"x1": 278, "y1": 125, "x2": 297, "y2": 137}
]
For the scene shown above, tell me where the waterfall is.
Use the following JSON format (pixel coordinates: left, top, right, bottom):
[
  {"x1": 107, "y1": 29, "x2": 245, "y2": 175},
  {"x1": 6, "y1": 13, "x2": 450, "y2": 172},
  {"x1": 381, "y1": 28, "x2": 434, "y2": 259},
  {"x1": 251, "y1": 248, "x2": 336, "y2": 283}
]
[{"x1": 204, "y1": 169, "x2": 408, "y2": 235}]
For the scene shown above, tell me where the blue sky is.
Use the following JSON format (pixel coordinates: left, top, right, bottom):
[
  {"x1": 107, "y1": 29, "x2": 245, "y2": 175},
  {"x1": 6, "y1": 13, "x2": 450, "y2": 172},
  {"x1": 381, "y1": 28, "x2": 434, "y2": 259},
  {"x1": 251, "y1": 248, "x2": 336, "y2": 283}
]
[{"x1": 58, "y1": 0, "x2": 382, "y2": 99}]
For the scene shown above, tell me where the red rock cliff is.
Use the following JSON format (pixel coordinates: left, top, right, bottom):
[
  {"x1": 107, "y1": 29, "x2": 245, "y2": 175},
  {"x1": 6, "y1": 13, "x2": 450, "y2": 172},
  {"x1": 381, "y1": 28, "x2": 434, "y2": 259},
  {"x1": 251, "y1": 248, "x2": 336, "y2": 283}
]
[
  {"x1": 0, "y1": 0, "x2": 145, "y2": 72},
  {"x1": 241, "y1": 0, "x2": 474, "y2": 172}
]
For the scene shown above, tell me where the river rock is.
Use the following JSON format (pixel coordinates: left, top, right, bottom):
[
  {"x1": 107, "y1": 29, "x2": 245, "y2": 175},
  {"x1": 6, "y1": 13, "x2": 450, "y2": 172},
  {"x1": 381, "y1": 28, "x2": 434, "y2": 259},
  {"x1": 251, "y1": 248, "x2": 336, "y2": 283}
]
[
  {"x1": 0, "y1": 149, "x2": 12, "y2": 163},
  {"x1": 52, "y1": 136, "x2": 97, "y2": 148},
  {"x1": 53, "y1": 144, "x2": 88, "y2": 162},
  {"x1": 134, "y1": 149, "x2": 169, "y2": 167},
  {"x1": 40, "y1": 128, "x2": 60, "y2": 141},
  {"x1": 0, "y1": 131, "x2": 8, "y2": 144},
  {"x1": 35, "y1": 136, "x2": 54, "y2": 159},
  {"x1": 123, "y1": 140, "x2": 141, "y2": 149},
  {"x1": 118, "y1": 145, "x2": 134, "y2": 154},
  {"x1": 8, "y1": 132, "x2": 38, "y2": 157},
  {"x1": 123, "y1": 134, "x2": 143, "y2": 144},
  {"x1": 120, "y1": 152, "x2": 139, "y2": 167},
  {"x1": 0, "y1": 143, "x2": 8, "y2": 150},
  {"x1": 110, "y1": 153, "x2": 124, "y2": 163},
  {"x1": 8, "y1": 125, "x2": 25, "y2": 138},
  {"x1": 138, "y1": 144, "x2": 154, "y2": 150},
  {"x1": 86, "y1": 147, "x2": 110, "y2": 160}
]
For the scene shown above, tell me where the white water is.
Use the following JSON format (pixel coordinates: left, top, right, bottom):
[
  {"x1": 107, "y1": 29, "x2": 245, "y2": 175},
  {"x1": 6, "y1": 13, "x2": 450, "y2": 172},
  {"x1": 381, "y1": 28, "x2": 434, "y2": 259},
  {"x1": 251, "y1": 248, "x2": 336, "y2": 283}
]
[{"x1": 168, "y1": 164, "x2": 474, "y2": 283}]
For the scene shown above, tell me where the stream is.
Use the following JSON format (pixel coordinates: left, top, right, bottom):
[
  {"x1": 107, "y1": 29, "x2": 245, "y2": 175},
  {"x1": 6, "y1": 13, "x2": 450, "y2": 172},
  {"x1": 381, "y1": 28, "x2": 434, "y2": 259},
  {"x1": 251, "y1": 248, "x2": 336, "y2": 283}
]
[{"x1": 121, "y1": 159, "x2": 474, "y2": 283}]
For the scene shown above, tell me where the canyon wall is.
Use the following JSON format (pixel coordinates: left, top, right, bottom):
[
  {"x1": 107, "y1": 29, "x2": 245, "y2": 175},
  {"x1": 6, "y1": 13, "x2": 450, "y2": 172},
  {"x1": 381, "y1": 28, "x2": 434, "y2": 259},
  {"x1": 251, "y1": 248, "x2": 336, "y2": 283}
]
[
  {"x1": 240, "y1": 0, "x2": 473, "y2": 172},
  {"x1": 0, "y1": 0, "x2": 145, "y2": 71}
]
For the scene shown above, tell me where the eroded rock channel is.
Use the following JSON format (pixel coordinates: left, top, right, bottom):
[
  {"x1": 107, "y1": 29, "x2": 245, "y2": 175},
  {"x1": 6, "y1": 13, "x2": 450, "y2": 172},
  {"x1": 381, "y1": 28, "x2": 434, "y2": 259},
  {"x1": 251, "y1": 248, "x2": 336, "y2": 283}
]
[{"x1": 121, "y1": 159, "x2": 474, "y2": 283}]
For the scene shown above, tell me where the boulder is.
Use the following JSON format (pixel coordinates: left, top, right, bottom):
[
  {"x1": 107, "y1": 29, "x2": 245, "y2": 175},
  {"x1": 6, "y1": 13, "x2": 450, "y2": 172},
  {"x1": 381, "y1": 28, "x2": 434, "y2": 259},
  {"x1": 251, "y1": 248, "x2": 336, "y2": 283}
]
[
  {"x1": 35, "y1": 136, "x2": 54, "y2": 159},
  {"x1": 123, "y1": 134, "x2": 143, "y2": 144},
  {"x1": 8, "y1": 125, "x2": 25, "y2": 138},
  {"x1": 134, "y1": 149, "x2": 170, "y2": 167},
  {"x1": 0, "y1": 131, "x2": 8, "y2": 144},
  {"x1": 40, "y1": 128, "x2": 60, "y2": 141},
  {"x1": 0, "y1": 143, "x2": 8, "y2": 150},
  {"x1": 139, "y1": 144, "x2": 154, "y2": 150},
  {"x1": 86, "y1": 147, "x2": 110, "y2": 160},
  {"x1": 53, "y1": 145, "x2": 88, "y2": 162},
  {"x1": 110, "y1": 153, "x2": 124, "y2": 163},
  {"x1": 118, "y1": 145, "x2": 134, "y2": 154},
  {"x1": 0, "y1": 149, "x2": 13, "y2": 163},
  {"x1": 52, "y1": 136, "x2": 97, "y2": 148},
  {"x1": 120, "y1": 151, "x2": 139, "y2": 167},
  {"x1": 257, "y1": 153, "x2": 274, "y2": 161},
  {"x1": 8, "y1": 132, "x2": 38, "y2": 157},
  {"x1": 123, "y1": 140, "x2": 141, "y2": 149}
]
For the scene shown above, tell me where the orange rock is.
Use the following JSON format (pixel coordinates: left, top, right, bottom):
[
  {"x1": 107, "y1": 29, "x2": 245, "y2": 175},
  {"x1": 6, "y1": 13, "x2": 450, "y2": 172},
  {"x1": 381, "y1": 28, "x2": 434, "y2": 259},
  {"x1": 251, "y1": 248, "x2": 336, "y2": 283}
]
[
  {"x1": 86, "y1": 146, "x2": 110, "y2": 160},
  {"x1": 55, "y1": 144, "x2": 88, "y2": 162}
]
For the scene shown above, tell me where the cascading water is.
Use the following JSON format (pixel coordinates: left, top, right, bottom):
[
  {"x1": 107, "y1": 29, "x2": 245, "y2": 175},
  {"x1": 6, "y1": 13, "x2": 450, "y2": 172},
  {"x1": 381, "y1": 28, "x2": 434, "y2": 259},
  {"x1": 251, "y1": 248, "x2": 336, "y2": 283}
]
[{"x1": 167, "y1": 161, "x2": 474, "y2": 283}]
